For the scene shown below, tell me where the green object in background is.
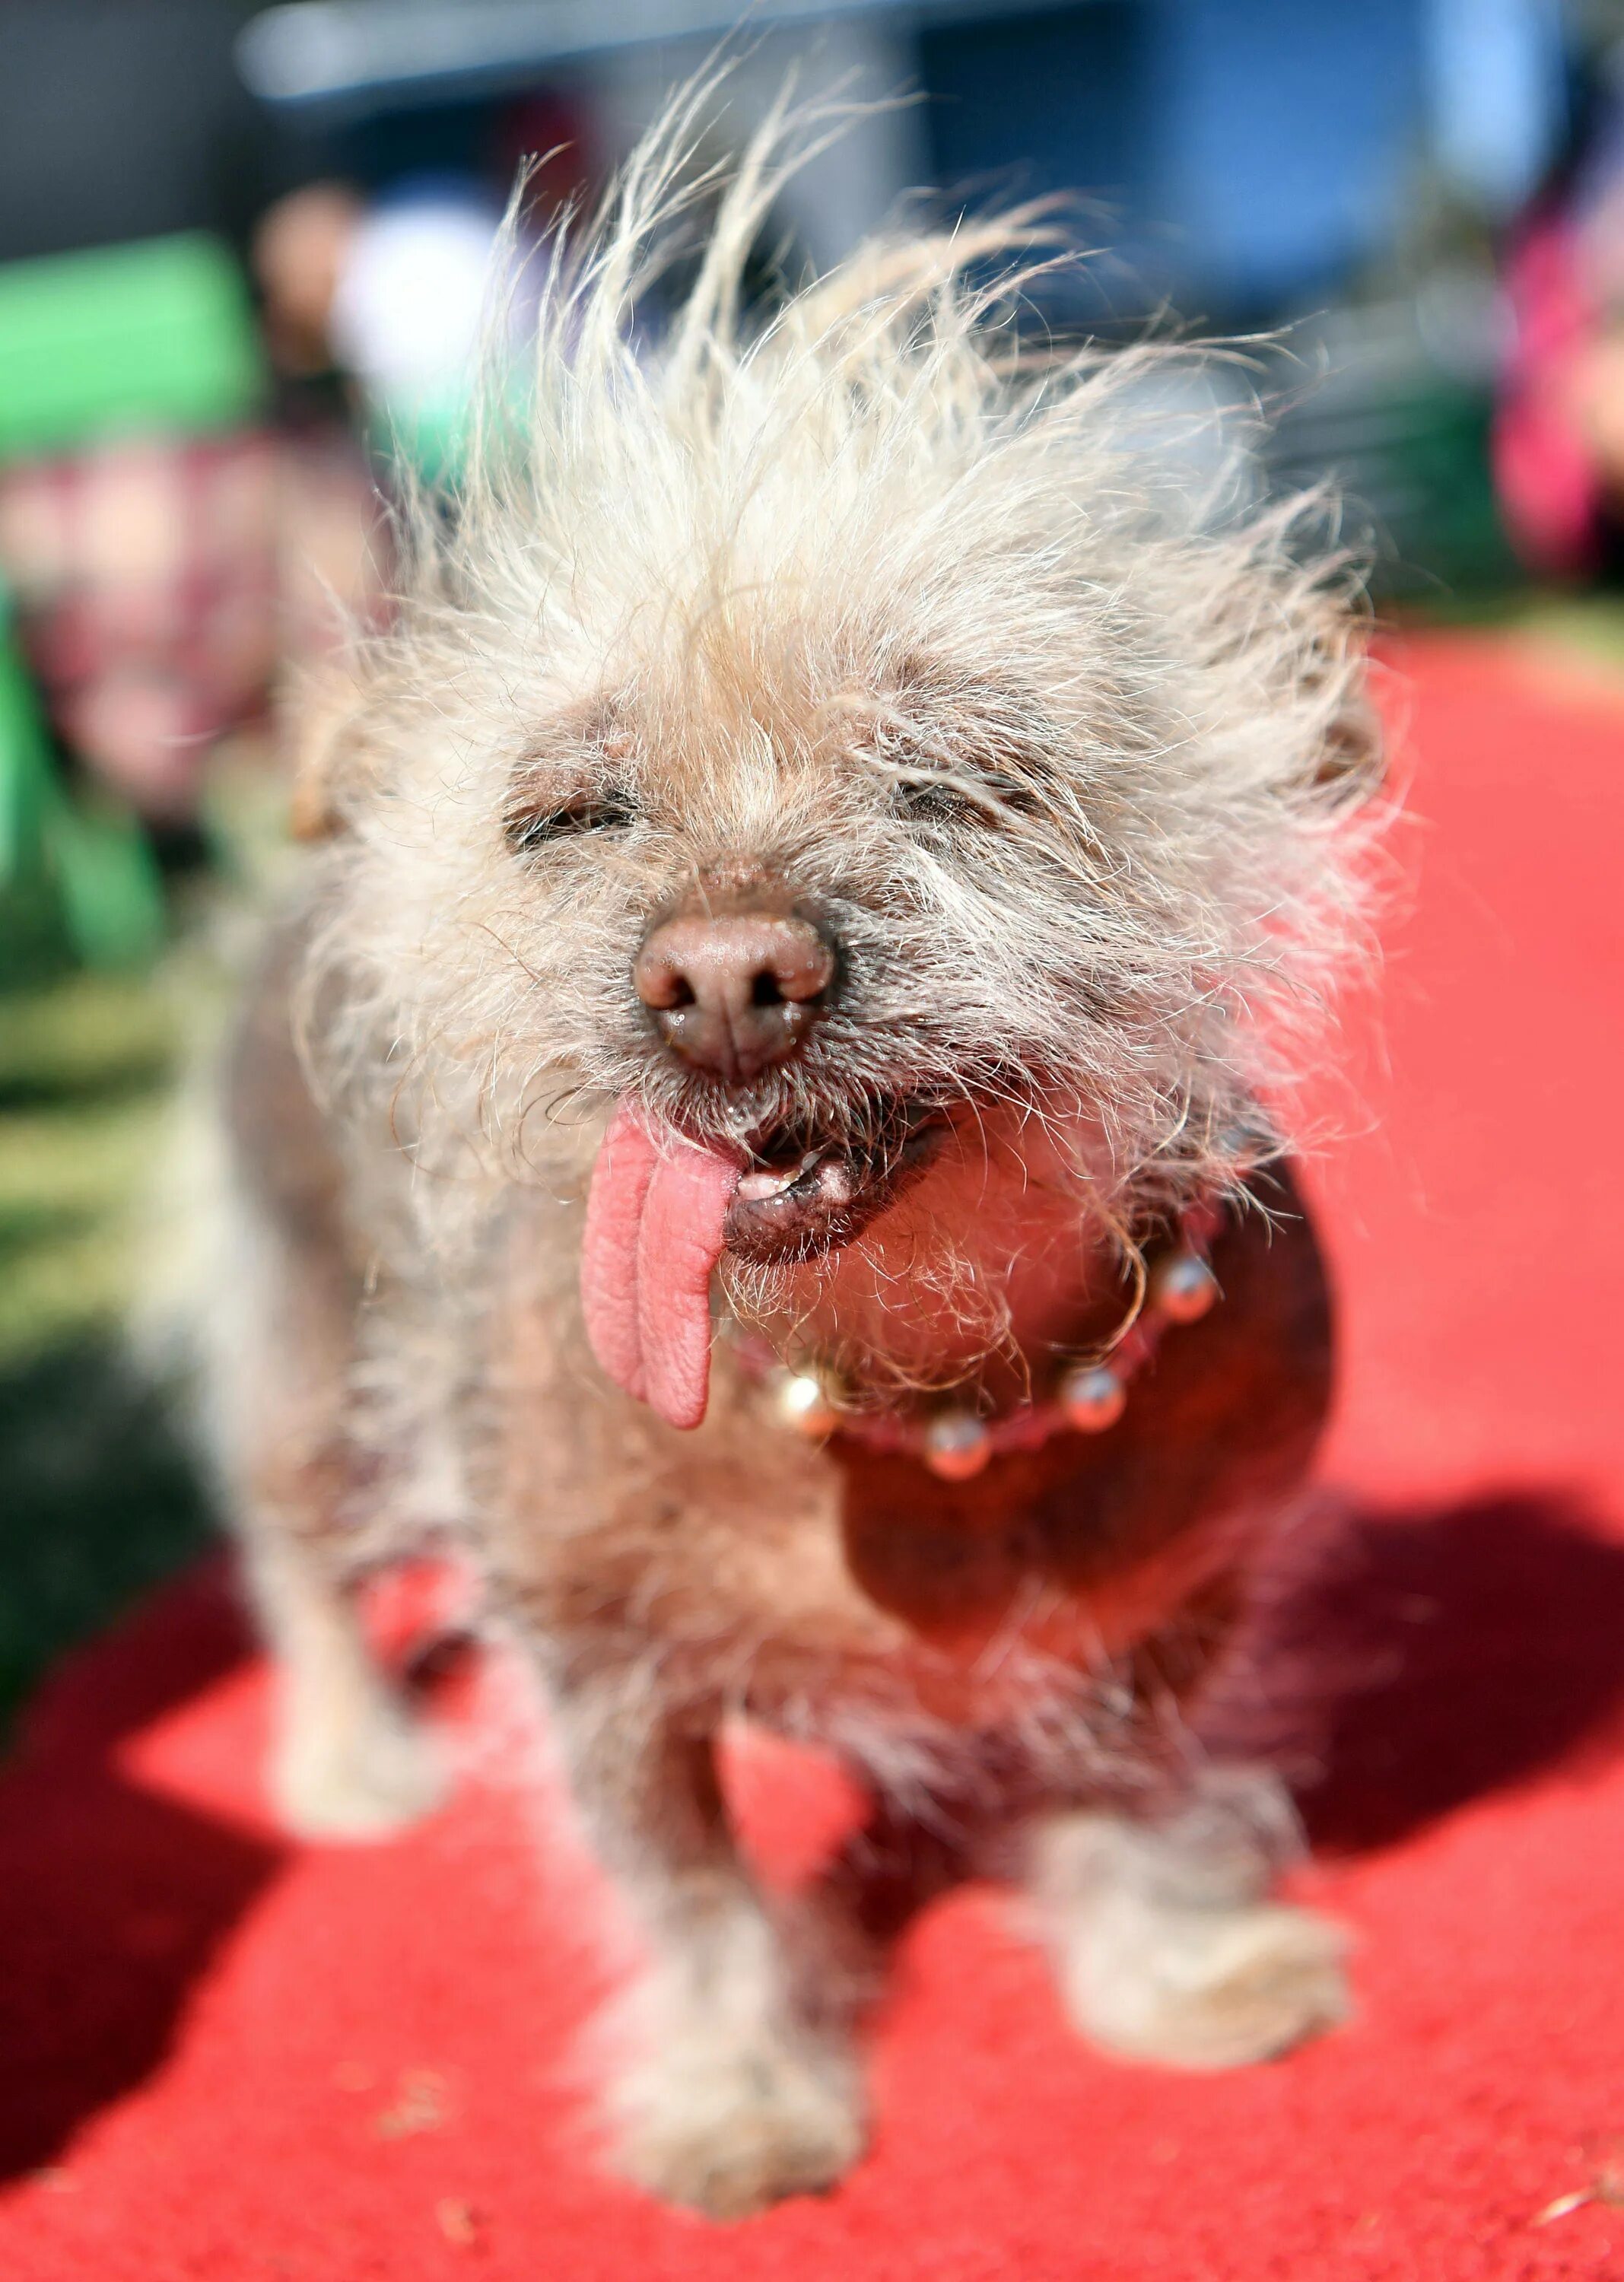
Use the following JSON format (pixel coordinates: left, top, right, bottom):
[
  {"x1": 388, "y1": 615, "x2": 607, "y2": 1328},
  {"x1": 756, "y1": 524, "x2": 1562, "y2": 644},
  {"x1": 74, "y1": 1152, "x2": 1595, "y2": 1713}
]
[
  {"x1": 0, "y1": 232, "x2": 264, "y2": 458},
  {"x1": 44, "y1": 783, "x2": 169, "y2": 971},
  {"x1": 0, "y1": 588, "x2": 166, "y2": 971},
  {"x1": 0, "y1": 605, "x2": 47, "y2": 879},
  {"x1": 0, "y1": 968, "x2": 211, "y2": 1738},
  {"x1": 377, "y1": 389, "x2": 472, "y2": 488}
]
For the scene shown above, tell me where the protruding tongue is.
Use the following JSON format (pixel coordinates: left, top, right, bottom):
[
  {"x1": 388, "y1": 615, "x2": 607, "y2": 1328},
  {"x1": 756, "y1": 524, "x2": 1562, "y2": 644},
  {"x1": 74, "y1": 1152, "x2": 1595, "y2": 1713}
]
[{"x1": 580, "y1": 1101, "x2": 741, "y2": 1429}]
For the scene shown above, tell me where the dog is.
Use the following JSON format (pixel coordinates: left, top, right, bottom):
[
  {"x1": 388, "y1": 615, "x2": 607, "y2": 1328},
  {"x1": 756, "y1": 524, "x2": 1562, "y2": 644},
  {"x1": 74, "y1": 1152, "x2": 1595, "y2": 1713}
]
[{"x1": 205, "y1": 91, "x2": 1383, "y2": 2219}]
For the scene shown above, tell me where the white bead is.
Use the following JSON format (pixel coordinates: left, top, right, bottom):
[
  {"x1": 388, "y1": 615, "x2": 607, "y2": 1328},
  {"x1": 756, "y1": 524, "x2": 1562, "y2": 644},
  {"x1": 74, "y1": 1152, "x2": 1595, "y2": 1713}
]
[
  {"x1": 776, "y1": 1372, "x2": 837, "y2": 1438},
  {"x1": 1057, "y1": 1362, "x2": 1127, "y2": 1433},
  {"x1": 923, "y1": 1409, "x2": 993, "y2": 1480},
  {"x1": 1150, "y1": 1248, "x2": 1218, "y2": 1324}
]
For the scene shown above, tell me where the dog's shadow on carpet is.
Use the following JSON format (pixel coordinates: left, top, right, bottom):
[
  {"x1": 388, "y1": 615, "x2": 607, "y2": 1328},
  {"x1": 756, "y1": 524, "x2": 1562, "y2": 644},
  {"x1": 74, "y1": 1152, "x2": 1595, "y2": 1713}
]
[
  {"x1": 1206, "y1": 1489, "x2": 1624, "y2": 1852},
  {"x1": 2, "y1": 1490, "x2": 1623, "y2": 2184},
  {"x1": 0, "y1": 1566, "x2": 284, "y2": 2185}
]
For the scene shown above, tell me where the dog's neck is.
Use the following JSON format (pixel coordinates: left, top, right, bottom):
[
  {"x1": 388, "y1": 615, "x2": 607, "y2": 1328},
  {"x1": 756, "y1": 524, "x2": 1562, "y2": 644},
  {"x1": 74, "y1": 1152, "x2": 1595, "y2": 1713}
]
[{"x1": 724, "y1": 1110, "x2": 1133, "y2": 1406}]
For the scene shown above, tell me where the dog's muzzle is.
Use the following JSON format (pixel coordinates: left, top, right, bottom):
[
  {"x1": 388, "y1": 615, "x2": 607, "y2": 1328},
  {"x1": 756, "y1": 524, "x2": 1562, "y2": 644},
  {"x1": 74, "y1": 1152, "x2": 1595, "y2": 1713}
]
[{"x1": 633, "y1": 881, "x2": 837, "y2": 1087}]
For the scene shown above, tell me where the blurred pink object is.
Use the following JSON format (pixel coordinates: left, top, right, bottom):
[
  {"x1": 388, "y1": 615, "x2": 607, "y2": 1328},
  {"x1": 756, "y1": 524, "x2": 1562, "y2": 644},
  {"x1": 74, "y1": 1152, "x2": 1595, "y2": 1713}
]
[
  {"x1": 1495, "y1": 215, "x2": 1605, "y2": 577},
  {"x1": 0, "y1": 427, "x2": 382, "y2": 822}
]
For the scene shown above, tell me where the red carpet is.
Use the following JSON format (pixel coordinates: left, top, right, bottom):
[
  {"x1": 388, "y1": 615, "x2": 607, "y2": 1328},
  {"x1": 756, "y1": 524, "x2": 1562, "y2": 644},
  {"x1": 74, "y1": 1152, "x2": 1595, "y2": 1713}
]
[{"x1": 4, "y1": 631, "x2": 1624, "y2": 2280}]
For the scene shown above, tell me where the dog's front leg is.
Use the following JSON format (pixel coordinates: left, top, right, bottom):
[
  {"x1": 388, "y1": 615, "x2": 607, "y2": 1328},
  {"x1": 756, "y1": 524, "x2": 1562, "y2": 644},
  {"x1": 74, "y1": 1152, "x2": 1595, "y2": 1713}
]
[
  {"x1": 1027, "y1": 1765, "x2": 1349, "y2": 2071},
  {"x1": 548, "y1": 1679, "x2": 866, "y2": 2218},
  {"x1": 246, "y1": 1526, "x2": 447, "y2": 1839}
]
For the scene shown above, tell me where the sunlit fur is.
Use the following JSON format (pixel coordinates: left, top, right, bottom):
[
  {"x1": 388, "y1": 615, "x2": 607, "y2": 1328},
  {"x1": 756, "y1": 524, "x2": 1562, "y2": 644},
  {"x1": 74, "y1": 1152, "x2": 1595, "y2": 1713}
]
[
  {"x1": 221, "y1": 84, "x2": 1382, "y2": 2214},
  {"x1": 297, "y1": 80, "x2": 1382, "y2": 1352}
]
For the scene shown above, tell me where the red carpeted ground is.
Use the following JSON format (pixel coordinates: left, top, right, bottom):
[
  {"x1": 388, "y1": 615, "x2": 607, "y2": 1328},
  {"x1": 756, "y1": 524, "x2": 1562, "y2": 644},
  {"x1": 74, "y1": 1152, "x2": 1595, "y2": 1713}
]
[{"x1": 4, "y1": 631, "x2": 1624, "y2": 2281}]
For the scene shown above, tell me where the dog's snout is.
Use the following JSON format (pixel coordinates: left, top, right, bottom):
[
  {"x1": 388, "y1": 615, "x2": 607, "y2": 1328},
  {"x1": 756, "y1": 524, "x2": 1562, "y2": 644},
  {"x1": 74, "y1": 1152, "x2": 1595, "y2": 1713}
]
[{"x1": 634, "y1": 906, "x2": 835, "y2": 1083}]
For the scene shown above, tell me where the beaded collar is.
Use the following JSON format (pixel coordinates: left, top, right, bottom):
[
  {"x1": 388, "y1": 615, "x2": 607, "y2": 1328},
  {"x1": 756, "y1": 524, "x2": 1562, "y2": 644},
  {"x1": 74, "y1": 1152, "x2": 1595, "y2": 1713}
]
[{"x1": 742, "y1": 1198, "x2": 1226, "y2": 1480}]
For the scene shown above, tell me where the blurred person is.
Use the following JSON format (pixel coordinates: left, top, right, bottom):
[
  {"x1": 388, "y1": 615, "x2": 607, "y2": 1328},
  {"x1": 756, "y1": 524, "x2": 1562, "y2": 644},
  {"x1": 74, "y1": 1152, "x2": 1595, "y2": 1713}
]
[
  {"x1": 1496, "y1": 48, "x2": 1624, "y2": 578},
  {"x1": 0, "y1": 0, "x2": 319, "y2": 835},
  {"x1": 256, "y1": 174, "x2": 509, "y2": 478},
  {"x1": 0, "y1": 16, "x2": 600, "y2": 838},
  {"x1": 0, "y1": 421, "x2": 280, "y2": 830}
]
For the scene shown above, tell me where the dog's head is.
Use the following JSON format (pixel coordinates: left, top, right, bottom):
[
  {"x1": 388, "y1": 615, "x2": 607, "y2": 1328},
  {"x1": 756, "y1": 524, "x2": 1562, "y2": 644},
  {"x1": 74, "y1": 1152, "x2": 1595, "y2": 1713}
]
[{"x1": 307, "y1": 98, "x2": 1382, "y2": 1421}]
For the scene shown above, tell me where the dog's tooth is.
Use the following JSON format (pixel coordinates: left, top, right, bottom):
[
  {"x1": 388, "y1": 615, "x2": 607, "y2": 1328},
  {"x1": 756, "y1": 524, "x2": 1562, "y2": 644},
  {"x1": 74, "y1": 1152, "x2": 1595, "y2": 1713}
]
[{"x1": 736, "y1": 1168, "x2": 797, "y2": 1201}]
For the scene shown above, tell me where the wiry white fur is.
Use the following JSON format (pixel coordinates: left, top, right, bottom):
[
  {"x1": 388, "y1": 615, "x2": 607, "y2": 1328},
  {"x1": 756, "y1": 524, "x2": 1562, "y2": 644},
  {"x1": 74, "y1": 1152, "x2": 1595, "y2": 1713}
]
[
  {"x1": 207, "y1": 88, "x2": 1373, "y2": 2215},
  {"x1": 298, "y1": 79, "x2": 1383, "y2": 1265}
]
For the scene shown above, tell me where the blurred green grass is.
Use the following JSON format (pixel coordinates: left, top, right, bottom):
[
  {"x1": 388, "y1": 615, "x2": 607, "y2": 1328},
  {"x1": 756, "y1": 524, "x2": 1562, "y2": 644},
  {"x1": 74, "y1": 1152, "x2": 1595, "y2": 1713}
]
[{"x1": 0, "y1": 970, "x2": 214, "y2": 1734}]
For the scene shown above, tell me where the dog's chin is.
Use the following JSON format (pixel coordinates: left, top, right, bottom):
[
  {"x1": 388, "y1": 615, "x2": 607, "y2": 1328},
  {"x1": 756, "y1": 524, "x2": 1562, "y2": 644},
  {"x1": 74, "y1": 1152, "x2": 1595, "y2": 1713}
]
[{"x1": 719, "y1": 1101, "x2": 949, "y2": 1267}]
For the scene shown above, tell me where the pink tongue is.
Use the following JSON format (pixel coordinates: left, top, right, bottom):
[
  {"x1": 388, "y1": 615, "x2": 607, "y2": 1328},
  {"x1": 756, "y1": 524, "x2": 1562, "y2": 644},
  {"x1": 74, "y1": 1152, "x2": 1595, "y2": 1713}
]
[{"x1": 580, "y1": 1101, "x2": 741, "y2": 1430}]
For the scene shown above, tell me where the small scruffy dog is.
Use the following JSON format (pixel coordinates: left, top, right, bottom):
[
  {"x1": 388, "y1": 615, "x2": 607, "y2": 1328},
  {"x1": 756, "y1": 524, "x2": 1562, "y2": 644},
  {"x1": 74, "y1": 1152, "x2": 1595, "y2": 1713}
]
[{"x1": 209, "y1": 94, "x2": 1381, "y2": 2218}]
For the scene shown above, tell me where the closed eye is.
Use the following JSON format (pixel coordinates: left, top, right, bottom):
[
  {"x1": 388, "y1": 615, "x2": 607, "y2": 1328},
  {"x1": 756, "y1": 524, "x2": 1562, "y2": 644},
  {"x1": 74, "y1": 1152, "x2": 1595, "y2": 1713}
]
[
  {"x1": 888, "y1": 768, "x2": 1047, "y2": 827},
  {"x1": 505, "y1": 790, "x2": 636, "y2": 853}
]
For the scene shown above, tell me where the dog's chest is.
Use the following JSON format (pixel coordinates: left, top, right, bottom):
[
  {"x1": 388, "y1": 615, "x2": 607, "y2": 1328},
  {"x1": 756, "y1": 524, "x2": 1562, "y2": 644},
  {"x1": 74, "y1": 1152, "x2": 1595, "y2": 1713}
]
[
  {"x1": 482, "y1": 1359, "x2": 1227, "y2": 1715},
  {"x1": 481, "y1": 1183, "x2": 1331, "y2": 1707}
]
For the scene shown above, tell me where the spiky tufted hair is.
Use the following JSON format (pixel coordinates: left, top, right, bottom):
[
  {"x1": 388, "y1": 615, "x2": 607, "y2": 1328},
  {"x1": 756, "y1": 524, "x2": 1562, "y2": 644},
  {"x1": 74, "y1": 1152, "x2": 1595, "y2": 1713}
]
[{"x1": 300, "y1": 76, "x2": 1383, "y2": 1232}]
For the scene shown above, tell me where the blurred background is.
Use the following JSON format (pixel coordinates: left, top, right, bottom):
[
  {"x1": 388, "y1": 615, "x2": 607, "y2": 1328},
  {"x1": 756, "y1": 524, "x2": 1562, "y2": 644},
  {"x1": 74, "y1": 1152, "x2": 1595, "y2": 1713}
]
[{"x1": 3, "y1": 0, "x2": 1623, "y2": 1733}]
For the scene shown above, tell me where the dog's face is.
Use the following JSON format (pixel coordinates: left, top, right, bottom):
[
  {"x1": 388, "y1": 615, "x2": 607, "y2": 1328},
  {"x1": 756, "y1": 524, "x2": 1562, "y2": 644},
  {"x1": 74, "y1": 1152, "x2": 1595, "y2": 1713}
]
[
  {"x1": 310, "y1": 168, "x2": 1378, "y2": 1364},
  {"x1": 494, "y1": 634, "x2": 1172, "y2": 1267}
]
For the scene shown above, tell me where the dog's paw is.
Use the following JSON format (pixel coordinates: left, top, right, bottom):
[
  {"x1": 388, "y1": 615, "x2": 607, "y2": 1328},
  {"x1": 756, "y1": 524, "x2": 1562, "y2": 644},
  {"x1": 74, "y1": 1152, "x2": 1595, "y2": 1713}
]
[
  {"x1": 610, "y1": 2037, "x2": 865, "y2": 2220},
  {"x1": 1058, "y1": 1894, "x2": 1349, "y2": 2071},
  {"x1": 271, "y1": 1696, "x2": 448, "y2": 1840}
]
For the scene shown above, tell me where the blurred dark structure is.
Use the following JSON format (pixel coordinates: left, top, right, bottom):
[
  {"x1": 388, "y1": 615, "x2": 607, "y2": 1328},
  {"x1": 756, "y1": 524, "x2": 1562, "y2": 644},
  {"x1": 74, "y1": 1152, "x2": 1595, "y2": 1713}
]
[{"x1": 0, "y1": 2, "x2": 285, "y2": 265}]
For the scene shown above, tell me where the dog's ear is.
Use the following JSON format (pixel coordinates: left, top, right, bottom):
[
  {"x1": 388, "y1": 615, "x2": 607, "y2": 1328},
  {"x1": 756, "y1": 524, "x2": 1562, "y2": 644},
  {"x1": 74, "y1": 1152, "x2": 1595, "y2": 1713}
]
[
  {"x1": 284, "y1": 656, "x2": 383, "y2": 841},
  {"x1": 1312, "y1": 685, "x2": 1385, "y2": 807}
]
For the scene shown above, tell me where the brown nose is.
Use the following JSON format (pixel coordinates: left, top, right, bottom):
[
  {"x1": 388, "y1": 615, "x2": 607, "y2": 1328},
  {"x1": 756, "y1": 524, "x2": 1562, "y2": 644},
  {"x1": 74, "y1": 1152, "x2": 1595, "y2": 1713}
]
[{"x1": 634, "y1": 907, "x2": 836, "y2": 1083}]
